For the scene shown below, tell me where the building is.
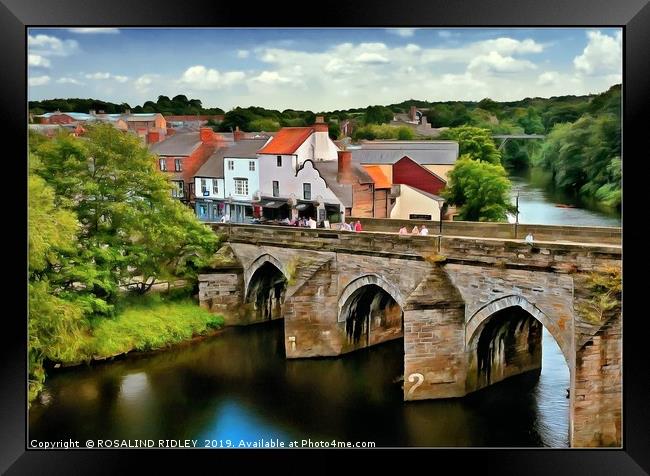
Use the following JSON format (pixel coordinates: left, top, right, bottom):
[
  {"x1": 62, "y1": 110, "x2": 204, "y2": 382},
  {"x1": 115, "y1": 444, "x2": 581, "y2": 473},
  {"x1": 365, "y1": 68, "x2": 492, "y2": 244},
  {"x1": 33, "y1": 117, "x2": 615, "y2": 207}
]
[
  {"x1": 222, "y1": 139, "x2": 269, "y2": 223},
  {"x1": 165, "y1": 114, "x2": 224, "y2": 130},
  {"x1": 347, "y1": 140, "x2": 458, "y2": 221},
  {"x1": 149, "y1": 128, "x2": 224, "y2": 203}
]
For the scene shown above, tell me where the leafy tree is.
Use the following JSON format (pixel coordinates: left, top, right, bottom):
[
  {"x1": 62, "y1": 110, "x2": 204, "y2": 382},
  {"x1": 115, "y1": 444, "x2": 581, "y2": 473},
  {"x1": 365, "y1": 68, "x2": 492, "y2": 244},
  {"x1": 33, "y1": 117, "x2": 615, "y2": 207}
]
[
  {"x1": 328, "y1": 121, "x2": 341, "y2": 140},
  {"x1": 28, "y1": 169, "x2": 87, "y2": 402},
  {"x1": 32, "y1": 124, "x2": 219, "y2": 301},
  {"x1": 442, "y1": 156, "x2": 515, "y2": 221},
  {"x1": 249, "y1": 118, "x2": 281, "y2": 132},
  {"x1": 364, "y1": 105, "x2": 394, "y2": 125},
  {"x1": 218, "y1": 108, "x2": 257, "y2": 132},
  {"x1": 439, "y1": 126, "x2": 502, "y2": 164}
]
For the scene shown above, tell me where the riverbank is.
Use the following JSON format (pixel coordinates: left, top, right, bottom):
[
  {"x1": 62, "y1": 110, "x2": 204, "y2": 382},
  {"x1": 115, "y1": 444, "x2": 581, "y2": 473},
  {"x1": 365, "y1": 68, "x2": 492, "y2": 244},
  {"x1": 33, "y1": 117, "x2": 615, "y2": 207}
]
[{"x1": 31, "y1": 291, "x2": 225, "y2": 403}]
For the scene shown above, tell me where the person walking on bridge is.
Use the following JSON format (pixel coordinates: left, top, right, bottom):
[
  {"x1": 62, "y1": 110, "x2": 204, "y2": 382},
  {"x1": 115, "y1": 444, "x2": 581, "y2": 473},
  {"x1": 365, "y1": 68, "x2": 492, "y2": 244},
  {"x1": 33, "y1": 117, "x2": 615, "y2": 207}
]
[
  {"x1": 354, "y1": 220, "x2": 363, "y2": 232},
  {"x1": 411, "y1": 225, "x2": 419, "y2": 235},
  {"x1": 420, "y1": 225, "x2": 429, "y2": 236}
]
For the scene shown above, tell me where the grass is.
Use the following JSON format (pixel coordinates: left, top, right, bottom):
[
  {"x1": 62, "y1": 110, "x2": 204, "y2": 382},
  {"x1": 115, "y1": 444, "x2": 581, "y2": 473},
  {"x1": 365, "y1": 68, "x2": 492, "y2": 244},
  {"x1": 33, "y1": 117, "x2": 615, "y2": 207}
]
[{"x1": 83, "y1": 290, "x2": 224, "y2": 360}]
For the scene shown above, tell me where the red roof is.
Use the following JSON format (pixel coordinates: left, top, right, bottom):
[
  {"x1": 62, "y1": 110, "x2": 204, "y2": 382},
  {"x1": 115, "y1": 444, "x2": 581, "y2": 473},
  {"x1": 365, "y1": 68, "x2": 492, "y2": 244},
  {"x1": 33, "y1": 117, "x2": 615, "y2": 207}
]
[
  {"x1": 257, "y1": 127, "x2": 314, "y2": 155},
  {"x1": 363, "y1": 165, "x2": 392, "y2": 189}
]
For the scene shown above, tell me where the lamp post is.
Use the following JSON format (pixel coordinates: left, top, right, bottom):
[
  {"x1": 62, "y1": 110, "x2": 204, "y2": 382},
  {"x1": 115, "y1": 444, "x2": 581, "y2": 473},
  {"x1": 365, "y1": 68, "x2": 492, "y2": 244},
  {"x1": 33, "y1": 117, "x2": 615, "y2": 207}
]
[
  {"x1": 438, "y1": 200, "x2": 444, "y2": 235},
  {"x1": 227, "y1": 195, "x2": 233, "y2": 238},
  {"x1": 514, "y1": 187, "x2": 520, "y2": 239}
]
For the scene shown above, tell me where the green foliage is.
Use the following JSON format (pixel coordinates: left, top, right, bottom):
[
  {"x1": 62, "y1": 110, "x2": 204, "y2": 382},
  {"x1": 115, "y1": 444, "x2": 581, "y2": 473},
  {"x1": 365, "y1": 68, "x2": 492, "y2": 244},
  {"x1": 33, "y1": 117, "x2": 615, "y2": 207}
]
[
  {"x1": 439, "y1": 126, "x2": 502, "y2": 164},
  {"x1": 352, "y1": 124, "x2": 416, "y2": 141},
  {"x1": 28, "y1": 96, "x2": 224, "y2": 116},
  {"x1": 85, "y1": 295, "x2": 224, "y2": 359},
  {"x1": 328, "y1": 121, "x2": 341, "y2": 140},
  {"x1": 249, "y1": 118, "x2": 281, "y2": 131},
  {"x1": 442, "y1": 156, "x2": 515, "y2": 222},
  {"x1": 364, "y1": 105, "x2": 394, "y2": 125},
  {"x1": 576, "y1": 267, "x2": 621, "y2": 324},
  {"x1": 534, "y1": 109, "x2": 621, "y2": 208}
]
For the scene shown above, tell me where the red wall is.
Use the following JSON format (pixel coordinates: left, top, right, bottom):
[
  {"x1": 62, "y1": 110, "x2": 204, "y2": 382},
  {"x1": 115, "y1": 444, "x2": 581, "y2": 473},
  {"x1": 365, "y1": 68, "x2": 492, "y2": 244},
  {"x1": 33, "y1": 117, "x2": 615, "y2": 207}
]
[
  {"x1": 42, "y1": 114, "x2": 75, "y2": 124},
  {"x1": 158, "y1": 142, "x2": 216, "y2": 199},
  {"x1": 392, "y1": 156, "x2": 446, "y2": 196}
]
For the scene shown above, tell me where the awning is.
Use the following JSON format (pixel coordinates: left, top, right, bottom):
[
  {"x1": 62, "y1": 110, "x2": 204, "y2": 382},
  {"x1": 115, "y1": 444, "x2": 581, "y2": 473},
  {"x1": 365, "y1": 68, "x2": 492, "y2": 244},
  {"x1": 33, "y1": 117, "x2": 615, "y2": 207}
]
[{"x1": 258, "y1": 198, "x2": 289, "y2": 209}]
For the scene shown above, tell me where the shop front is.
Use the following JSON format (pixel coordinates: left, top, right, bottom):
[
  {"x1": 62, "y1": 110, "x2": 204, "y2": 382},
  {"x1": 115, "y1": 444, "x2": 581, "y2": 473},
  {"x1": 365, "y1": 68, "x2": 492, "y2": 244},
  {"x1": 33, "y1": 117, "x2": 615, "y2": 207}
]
[{"x1": 195, "y1": 199, "x2": 226, "y2": 222}]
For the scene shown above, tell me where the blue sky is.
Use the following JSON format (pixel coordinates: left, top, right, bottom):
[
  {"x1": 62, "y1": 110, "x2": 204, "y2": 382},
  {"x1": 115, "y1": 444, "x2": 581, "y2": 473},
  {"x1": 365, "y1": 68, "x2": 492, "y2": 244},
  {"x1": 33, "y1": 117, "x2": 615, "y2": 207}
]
[{"x1": 28, "y1": 28, "x2": 622, "y2": 111}]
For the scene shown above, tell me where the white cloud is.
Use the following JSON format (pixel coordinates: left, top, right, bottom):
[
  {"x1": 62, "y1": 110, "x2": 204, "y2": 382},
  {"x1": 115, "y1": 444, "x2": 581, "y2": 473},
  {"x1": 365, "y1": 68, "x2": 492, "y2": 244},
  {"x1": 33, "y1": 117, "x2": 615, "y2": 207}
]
[
  {"x1": 56, "y1": 77, "x2": 84, "y2": 85},
  {"x1": 574, "y1": 30, "x2": 622, "y2": 75},
  {"x1": 237, "y1": 49, "x2": 250, "y2": 58},
  {"x1": 28, "y1": 54, "x2": 51, "y2": 68},
  {"x1": 468, "y1": 51, "x2": 537, "y2": 74},
  {"x1": 67, "y1": 28, "x2": 120, "y2": 34},
  {"x1": 537, "y1": 71, "x2": 559, "y2": 86},
  {"x1": 28, "y1": 34, "x2": 79, "y2": 56},
  {"x1": 386, "y1": 28, "x2": 417, "y2": 37},
  {"x1": 84, "y1": 72, "x2": 129, "y2": 82},
  {"x1": 250, "y1": 71, "x2": 293, "y2": 85},
  {"x1": 133, "y1": 74, "x2": 160, "y2": 94},
  {"x1": 178, "y1": 65, "x2": 245, "y2": 90},
  {"x1": 355, "y1": 52, "x2": 389, "y2": 64},
  {"x1": 29, "y1": 75, "x2": 50, "y2": 86}
]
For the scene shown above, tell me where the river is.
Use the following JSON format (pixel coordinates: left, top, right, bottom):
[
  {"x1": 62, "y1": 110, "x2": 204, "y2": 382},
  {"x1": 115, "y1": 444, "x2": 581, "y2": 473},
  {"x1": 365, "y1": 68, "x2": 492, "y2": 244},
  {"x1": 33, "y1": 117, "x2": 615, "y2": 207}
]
[{"x1": 28, "y1": 171, "x2": 619, "y2": 448}]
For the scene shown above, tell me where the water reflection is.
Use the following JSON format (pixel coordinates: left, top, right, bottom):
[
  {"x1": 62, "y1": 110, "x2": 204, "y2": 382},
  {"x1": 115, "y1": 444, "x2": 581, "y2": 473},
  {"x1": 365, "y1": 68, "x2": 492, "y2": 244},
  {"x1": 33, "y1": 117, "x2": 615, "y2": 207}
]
[
  {"x1": 508, "y1": 169, "x2": 620, "y2": 227},
  {"x1": 30, "y1": 322, "x2": 570, "y2": 447}
]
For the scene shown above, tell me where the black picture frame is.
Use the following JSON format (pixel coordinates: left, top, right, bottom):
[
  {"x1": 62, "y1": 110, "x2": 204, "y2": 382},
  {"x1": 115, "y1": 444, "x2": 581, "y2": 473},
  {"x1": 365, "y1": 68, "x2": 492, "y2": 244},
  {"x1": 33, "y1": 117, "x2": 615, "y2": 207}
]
[{"x1": 2, "y1": 0, "x2": 648, "y2": 472}]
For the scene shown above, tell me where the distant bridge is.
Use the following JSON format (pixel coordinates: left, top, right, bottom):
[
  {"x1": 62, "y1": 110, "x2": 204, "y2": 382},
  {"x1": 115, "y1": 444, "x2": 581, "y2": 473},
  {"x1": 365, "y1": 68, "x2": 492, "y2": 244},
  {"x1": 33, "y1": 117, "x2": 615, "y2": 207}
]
[{"x1": 492, "y1": 134, "x2": 546, "y2": 151}]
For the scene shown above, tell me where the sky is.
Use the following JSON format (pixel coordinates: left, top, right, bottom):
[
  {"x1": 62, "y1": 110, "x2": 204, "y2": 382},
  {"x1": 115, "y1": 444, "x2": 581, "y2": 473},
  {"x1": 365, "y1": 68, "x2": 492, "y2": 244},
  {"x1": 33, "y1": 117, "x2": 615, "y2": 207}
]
[{"x1": 27, "y1": 28, "x2": 622, "y2": 111}]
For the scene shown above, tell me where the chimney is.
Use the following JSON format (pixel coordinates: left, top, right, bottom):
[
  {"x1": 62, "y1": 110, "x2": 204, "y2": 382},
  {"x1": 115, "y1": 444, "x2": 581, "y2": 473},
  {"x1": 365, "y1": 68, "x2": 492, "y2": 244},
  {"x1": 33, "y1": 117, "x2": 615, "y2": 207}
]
[
  {"x1": 200, "y1": 127, "x2": 215, "y2": 143},
  {"x1": 312, "y1": 115, "x2": 328, "y2": 133},
  {"x1": 147, "y1": 131, "x2": 161, "y2": 144},
  {"x1": 409, "y1": 105, "x2": 417, "y2": 122},
  {"x1": 337, "y1": 150, "x2": 354, "y2": 184},
  {"x1": 233, "y1": 126, "x2": 245, "y2": 142}
]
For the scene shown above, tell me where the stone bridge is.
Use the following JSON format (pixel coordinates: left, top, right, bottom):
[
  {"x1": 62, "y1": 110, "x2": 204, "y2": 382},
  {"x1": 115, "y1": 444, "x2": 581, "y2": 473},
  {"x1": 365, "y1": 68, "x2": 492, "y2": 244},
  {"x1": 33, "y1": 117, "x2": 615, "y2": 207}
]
[{"x1": 198, "y1": 223, "x2": 621, "y2": 448}]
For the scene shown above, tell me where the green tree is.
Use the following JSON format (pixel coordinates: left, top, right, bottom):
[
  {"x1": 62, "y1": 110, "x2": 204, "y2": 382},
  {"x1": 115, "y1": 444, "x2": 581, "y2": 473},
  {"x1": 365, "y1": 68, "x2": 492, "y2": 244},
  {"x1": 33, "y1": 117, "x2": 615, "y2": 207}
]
[
  {"x1": 442, "y1": 156, "x2": 515, "y2": 221},
  {"x1": 249, "y1": 118, "x2": 281, "y2": 132},
  {"x1": 32, "y1": 124, "x2": 219, "y2": 301},
  {"x1": 28, "y1": 170, "x2": 87, "y2": 402},
  {"x1": 439, "y1": 126, "x2": 502, "y2": 164},
  {"x1": 364, "y1": 105, "x2": 394, "y2": 125}
]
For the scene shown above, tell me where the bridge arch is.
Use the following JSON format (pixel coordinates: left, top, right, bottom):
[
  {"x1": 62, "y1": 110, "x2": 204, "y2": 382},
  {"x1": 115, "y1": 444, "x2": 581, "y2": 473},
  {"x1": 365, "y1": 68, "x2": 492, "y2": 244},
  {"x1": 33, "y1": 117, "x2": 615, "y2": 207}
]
[
  {"x1": 244, "y1": 253, "x2": 289, "y2": 322},
  {"x1": 465, "y1": 294, "x2": 570, "y2": 366},
  {"x1": 337, "y1": 274, "x2": 405, "y2": 322},
  {"x1": 244, "y1": 253, "x2": 288, "y2": 298}
]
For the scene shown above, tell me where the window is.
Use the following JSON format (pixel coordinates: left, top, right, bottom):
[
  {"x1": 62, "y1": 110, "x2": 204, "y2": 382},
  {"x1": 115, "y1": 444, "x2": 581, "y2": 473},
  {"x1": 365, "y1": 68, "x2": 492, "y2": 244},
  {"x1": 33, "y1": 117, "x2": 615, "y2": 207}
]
[
  {"x1": 159, "y1": 158, "x2": 167, "y2": 171},
  {"x1": 171, "y1": 181, "x2": 184, "y2": 198},
  {"x1": 303, "y1": 183, "x2": 311, "y2": 200},
  {"x1": 272, "y1": 181, "x2": 279, "y2": 198},
  {"x1": 249, "y1": 161, "x2": 256, "y2": 171},
  {"x1": 276, "y1": 156, "x2": 282, "y2": 167},
  {"x1": 201, "y1": 178, "x2": 208, "y2": 194},
  {"x1": 198, "y1": 204, "x2": 207, "y2": 218},
  {"x1": 212, "y1": 180, "x2": 219, "y2": 195},
  {"x1": 234, "y1": 178, "x2": 249, "y2": 196},
  {"x1": 228, "y1": 160, "x2": 234, "y2": 171},
  {"x1": 175, "y1": 158, "x2": 182, "y2": 172}
]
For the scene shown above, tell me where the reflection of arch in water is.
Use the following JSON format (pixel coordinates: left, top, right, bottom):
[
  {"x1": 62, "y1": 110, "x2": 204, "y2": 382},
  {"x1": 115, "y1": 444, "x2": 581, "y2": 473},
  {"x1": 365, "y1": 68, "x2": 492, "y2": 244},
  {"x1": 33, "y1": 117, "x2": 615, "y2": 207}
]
[
  {"x1": 245, "y1": 255, "x2": 288, "y2": 322},
  {"x1": 466, "y1": 295, "x2": 570, "y2": 390},
  {"x1": 338, "y1": 275, "x2": 405, "y2": 344}
]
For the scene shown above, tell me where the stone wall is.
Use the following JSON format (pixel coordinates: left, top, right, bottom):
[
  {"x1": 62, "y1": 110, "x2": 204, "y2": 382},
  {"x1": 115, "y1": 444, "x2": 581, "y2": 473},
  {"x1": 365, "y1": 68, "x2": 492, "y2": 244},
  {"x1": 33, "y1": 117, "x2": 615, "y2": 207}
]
[{"x1": 348, "y1": 216, "x2": 621, "y2": 245}]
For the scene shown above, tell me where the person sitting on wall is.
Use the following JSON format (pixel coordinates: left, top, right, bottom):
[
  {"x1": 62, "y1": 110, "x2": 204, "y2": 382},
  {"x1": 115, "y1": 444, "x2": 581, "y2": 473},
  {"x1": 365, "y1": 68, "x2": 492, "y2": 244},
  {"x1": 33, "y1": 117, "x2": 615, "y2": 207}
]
[
  {"x1": 411, "y1": 226, "x2": 420, "y2": 235},
  {"x1": 308, "y1": 217, "x2": 317, "y2": 229},
  {"x1": 398, "y1": 226, "x2": 408, "y2": 235},
  {"x1": 420, "y1": 225, "x2": 429, "y2": 236},
  {"x1": 525, "y1": 232, "x2": 534, "y2": 246},
  {"x1": 354, "y1": 220, "x2": 363, "y2": 232}
]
